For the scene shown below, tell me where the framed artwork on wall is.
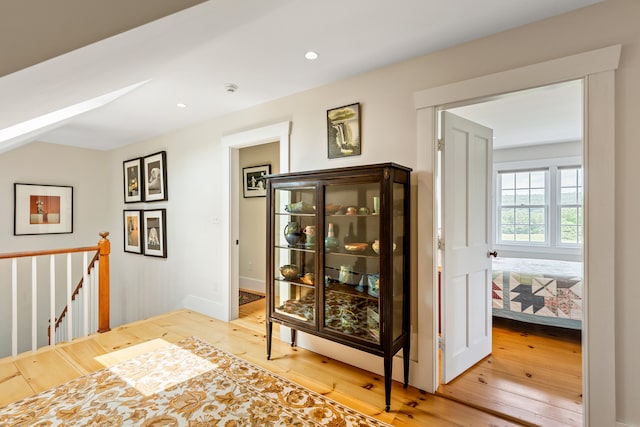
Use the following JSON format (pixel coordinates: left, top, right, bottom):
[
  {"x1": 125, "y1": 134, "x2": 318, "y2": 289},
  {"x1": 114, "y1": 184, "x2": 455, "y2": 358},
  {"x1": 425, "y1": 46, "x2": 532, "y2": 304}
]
[
  {"x1": 327, "y1": 102, "x2": 361, "y2": 159},
  {"x1": 14, "y1": 183, "x2": 73, "y2": 235},
  {"x1": 143, "y1": 209, "x2": 167, "y2": 258},
  {"x1": 143, "y1": 151, "x2": 167, "y2": 202},
  {"x1": 123, "y1": 210, "x2": 143, "y2": 254},
  {"x1": 123, "y1": 158, "x2": 143, "y2": 203},
  {"x1": 242, "y1": 164, "x2": 270, "y2": 198}
]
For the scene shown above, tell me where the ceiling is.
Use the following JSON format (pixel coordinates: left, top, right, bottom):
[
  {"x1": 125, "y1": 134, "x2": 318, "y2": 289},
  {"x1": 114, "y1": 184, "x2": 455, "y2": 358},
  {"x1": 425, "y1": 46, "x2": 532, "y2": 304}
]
[{"x1": 0, "y1": 0, "x2": 601, "y2": 154}]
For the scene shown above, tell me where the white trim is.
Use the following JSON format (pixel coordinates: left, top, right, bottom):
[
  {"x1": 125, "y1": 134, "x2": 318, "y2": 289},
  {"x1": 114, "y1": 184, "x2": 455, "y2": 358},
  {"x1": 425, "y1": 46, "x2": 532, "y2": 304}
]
[
  {"x1": 414, "y1": 45, "x2": 620, "y2": 426},
  {"x1": 221, "y1": 121, "x2": 290, "y2": 321}
]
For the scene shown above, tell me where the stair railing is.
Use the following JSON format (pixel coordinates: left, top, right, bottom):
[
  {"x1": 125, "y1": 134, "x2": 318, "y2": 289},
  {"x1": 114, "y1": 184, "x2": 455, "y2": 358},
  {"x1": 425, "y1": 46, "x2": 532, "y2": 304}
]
[{"x1": 0, "y1": 232, "x2": 110, "y2": 357}]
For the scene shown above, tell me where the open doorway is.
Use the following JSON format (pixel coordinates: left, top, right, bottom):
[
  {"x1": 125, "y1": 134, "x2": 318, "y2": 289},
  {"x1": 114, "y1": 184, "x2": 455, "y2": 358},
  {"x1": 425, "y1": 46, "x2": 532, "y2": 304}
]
[{"x1": 436, "y1": 80, "x2": 584, "y2": 426}]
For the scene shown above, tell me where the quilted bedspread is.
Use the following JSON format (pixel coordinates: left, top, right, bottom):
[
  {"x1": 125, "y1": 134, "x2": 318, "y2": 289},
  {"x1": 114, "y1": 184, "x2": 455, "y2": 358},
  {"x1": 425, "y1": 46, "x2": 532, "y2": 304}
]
[{"x1": 492, "y1": 257, "x2": 583, "y2": 329}]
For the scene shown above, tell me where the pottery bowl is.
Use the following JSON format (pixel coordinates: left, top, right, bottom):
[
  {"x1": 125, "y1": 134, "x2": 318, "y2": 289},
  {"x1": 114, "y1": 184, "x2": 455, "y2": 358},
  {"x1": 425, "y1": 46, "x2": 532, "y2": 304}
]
[{"x1": 280, "y1": 264, "x2": 300, "y2": 280}]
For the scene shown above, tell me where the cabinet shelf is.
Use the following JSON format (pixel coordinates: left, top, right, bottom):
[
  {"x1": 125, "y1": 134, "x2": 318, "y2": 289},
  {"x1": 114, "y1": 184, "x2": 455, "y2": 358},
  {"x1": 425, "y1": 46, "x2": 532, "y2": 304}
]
[{"x1": 266, "y1": 163, "x2": 411, "y2": 412}]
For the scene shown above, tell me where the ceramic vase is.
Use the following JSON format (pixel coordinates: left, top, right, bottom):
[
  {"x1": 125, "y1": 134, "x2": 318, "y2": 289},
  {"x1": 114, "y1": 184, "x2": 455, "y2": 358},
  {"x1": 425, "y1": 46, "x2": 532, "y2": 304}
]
[
  {"x1": 284, "y1": 221, "x2": 302, "y2": 246},
  {"x1": 325, "y1": 223, "x2": 339, "y2": 251}
]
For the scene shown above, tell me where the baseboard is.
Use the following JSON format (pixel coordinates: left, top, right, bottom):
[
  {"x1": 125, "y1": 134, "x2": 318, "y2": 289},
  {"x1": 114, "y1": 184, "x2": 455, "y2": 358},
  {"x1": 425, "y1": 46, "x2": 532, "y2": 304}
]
[{"x1": 239, "y1": 277, "x2": 265, "y2": 294}]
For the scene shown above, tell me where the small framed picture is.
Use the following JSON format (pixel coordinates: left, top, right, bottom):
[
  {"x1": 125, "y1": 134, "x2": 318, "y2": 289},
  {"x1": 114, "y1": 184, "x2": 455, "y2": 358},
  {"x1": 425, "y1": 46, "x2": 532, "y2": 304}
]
[
  {"x1": 243, "y1": 164, "x2": 270, "y2": 198},
  {"x1": 327, "y1": 102, "x2": 361, "y2": 159},
  {"x1": 143, "y1": 151, "x2": 167, "y2": 202},
  {"x1": 143, "y1": 209, "x2": 167, "y2": 258},
  {"x1": 123, "y1": 158, "x2": 143, "y2": 203},
  {"x1": 14, "y1": 183, "x2": 73, "y2": 235},
  {"x1": 123, "y1": 210, "x2": 144, "y2": 254}
]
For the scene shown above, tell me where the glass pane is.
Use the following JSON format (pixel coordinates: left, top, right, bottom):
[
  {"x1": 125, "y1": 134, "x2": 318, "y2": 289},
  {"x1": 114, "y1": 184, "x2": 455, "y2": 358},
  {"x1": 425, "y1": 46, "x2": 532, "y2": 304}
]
[
  {"x1": 561, "y1": 188, "x2": 577, "y2": 205},
  {"x1": 501, "y1": 226, "x2": 515, "y2": 241},
  {"x1": 561, "y1": 225, "x2": 578, "y2": 244},
  {"x1": 323, "y1": 181, "x2": 381, "y2": 343},
  {"x1": 273, "y1": 187, "x2": 317, "y2": 325},
  {"x1": 561, "y1": 168, "x2": 577, "y2": 187},
  {"x1": 530, "y1": 225, "x2": 545, "y2": 242},
  {"x1": 515, "y1": 172, "x2": 530, "y2": 189},
  {"x1": 501, "y1": 190, "x2": 515, "y2": 205},
  {"x1": 530, "y1": 189, "x2": 545, "y2": 205},
  {"x1": 515, "y1": 208, "x2": 529, "y2": 224},
  {"x1": 561, "y1": 207, "x2": 578, "y2": 225},
  {"x1": 530, "y1": 171, "x2": 545, "y2": 188},
  {"x1": 501, "y1": 208, "x2": 514, "y2": 225},
  {"x1": 515, "y1": 189, "x2": 529, "y2": 205},
  {"x1": 392, "y1": 182, "x2": 405, "y2": 341},
  {"x1": 501, "y1": 173, "x2": 515, "y2": 190},
  {"x1": 530, "y1": 208, "x2": 545, "y2": 224},
  {"x1": 515, "y1": 225, "x2": 529, "y2": 241}
]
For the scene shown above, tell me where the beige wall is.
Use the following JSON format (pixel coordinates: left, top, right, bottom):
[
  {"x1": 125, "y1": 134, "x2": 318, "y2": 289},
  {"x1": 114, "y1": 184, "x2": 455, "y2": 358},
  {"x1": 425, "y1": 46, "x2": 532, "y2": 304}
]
[
  {"x1": 238, "y1": 142, "x2": 279, "y2": 292},
  {"x1": 0, "y1": 142, "x2": 110, "y2": 356},
  {"x1": 2, "y1": 0, "x2": 636, "y2": 423}
]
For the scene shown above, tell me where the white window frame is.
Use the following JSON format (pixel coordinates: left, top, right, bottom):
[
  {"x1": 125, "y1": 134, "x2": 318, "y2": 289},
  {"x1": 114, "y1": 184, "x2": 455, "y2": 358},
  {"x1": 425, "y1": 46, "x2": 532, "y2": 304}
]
[{"x1": 493, "y1": 156, "x2": 582, "y2": 261}]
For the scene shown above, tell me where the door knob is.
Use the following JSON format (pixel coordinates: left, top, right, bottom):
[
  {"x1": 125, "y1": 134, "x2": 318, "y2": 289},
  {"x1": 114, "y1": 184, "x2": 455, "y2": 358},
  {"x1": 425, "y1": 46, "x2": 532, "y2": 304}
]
[{"x1": 487, "y1": 251, "x2": 498, "y2": 258}]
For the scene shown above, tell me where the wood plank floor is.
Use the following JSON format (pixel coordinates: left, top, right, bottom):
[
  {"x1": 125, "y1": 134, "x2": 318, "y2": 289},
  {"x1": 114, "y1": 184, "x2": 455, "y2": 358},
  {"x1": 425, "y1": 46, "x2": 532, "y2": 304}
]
[
  {"x1": 0, "y1": 297, "x2": 576, "y2": 426},
  {"x1": 436, "y1": 317, "x2": 583, "y2": 427}
]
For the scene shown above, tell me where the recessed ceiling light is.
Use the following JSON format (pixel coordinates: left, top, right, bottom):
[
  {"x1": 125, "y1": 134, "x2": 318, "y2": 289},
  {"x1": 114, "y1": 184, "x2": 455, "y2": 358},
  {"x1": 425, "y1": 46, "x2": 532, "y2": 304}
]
[
  {"x1": 177, "y1": 103, "x2": 187, "y2": 108},
  {"x1": 305, "y1": 51, "x2": 319, "y2": 60}
]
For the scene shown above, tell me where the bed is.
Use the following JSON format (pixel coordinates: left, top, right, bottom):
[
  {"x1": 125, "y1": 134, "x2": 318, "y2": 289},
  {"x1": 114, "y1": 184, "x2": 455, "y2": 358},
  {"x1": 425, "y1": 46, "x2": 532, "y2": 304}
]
[{"x1": 492, "y1": 257, "x2": 583, "y2": 330}]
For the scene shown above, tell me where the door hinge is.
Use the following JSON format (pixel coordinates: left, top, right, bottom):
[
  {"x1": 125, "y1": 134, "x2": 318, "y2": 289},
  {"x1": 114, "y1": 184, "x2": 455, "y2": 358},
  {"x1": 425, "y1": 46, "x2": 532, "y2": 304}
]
[
  {"x1": 437, "y1": 139, "x2": 444, "y2": 151},
  {"x1": 437, "y1": 238, "x2": 444, "y2": 250},
  {"x1": 438, "y1": 337, "x2": 445, "y2": 351}
]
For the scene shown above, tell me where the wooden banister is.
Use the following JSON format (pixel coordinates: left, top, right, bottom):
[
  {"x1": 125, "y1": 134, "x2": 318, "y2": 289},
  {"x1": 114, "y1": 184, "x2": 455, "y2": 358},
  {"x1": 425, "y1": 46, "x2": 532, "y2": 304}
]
[
  {"x1": 0, "y1": 245, "x2": 100, "y2": 260},
  {"x1": 98, "y1": 232, "x2": 110, "y2": 333}
]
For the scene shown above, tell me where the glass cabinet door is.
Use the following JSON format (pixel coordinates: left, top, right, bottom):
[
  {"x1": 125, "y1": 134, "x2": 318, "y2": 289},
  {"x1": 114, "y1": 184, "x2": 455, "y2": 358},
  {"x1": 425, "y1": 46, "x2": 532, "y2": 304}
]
[
  {"x1": 272, "y1": 186, "x2": 316, "y2": 324},
  {"x1": 323, "y1": 182, "x2": 381, "y2": 343}
]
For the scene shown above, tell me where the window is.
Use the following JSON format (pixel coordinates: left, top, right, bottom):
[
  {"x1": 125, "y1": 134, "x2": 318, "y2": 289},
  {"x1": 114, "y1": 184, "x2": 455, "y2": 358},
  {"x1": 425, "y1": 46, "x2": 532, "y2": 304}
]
[
  {"x1": 496, "y1": 165, "x2": 582, "y2": 248},
  {"x1": 498, "y1": 170, "x2": 546, "y2": 243},
  {"x1": 558, "y1": 167, "x2": 583, "y2": 245}
]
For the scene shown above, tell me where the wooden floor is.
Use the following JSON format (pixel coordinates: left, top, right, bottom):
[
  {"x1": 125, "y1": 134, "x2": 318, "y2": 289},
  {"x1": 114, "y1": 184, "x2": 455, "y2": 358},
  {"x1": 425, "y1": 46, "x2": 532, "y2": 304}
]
[{"x1": 0, "y1": 297, "x2": 578, "y2": 426}]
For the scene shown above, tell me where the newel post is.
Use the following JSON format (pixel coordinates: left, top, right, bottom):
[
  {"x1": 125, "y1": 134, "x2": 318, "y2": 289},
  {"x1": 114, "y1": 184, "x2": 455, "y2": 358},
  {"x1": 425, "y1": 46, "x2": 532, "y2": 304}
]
[{"x1": 98, "y1": 231, "x2": 111, "y2": 332}]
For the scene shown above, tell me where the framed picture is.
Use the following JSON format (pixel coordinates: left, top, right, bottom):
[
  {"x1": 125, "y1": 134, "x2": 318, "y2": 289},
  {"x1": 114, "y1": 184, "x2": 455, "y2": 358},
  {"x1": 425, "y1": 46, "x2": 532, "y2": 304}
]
[
  {"x1": 123, "y1": 158, "x2": 143, "y2": 203},
  {"x1": 14, "y1": 183, "x2": 73, "y2": 235},
  {"x1": 143, "y1": 151, "x2": 167, "y2": 202},
  {"x1": 123, "y1": 210, "x2": 144, "y2": 254},
  {"x1": 327, "y1": 102, "x2": 361, "y2": 159},
  {"x1": 143, "y1": 209, "x2": 167, "y2": 258},
  {"x1": 243, "y1": 164, "x2": 270, "y2": 198}
]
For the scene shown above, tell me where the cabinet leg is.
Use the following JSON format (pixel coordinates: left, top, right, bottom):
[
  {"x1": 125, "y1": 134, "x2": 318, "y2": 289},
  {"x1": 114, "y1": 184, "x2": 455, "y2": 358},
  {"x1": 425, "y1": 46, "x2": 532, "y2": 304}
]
[
  {"x1": 266, "y1": 322, "x2": 273, "y2": 360},
  {"x1": 403, "y1": 340, "x2": 410, "y2": 388},
  {"x1": 291, "y1": 328, "x2": 297, "y2": 347},
  {"x1": 384, "y1": 355, "x2": 392, "y2": 412}
]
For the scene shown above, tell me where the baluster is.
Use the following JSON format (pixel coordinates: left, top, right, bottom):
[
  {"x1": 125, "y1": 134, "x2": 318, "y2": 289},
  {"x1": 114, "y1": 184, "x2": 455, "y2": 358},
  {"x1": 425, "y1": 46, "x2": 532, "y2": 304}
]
[
  {"x1": 93, "y1": 260, "x2": 99, "y2": 333},
  {"x1": 83, "y1": 252, "x2": 89, "y2": 336},
  {"x1": 11, "y1": 258, "x2": 18, "y2": 357},
  {"x1": 50, "y1": 255, "x2": 56, "y2": 347},
  {"x1": 66, "y1": 253, "x2": 72, "y2": 342},
  {"x1": 32, "y1": 257, "x2": 37, "y2": 352}
]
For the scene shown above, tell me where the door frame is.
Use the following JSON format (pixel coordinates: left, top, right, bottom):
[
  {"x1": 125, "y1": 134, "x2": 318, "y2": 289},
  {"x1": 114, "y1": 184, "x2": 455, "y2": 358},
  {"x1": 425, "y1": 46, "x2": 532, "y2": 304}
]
[
  {"x1": 222, "y1": 121, "x2": 290, "y2": 321},
  {"x1": 415, "y1": 45, "x2": 620, "y2": 426}
]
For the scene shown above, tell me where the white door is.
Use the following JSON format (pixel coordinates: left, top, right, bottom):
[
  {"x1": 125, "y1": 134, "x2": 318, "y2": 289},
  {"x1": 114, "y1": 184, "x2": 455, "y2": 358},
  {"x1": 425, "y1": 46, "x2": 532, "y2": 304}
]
[{"x1": 440, "y1": 111, "x2": 494, "y2": 383}]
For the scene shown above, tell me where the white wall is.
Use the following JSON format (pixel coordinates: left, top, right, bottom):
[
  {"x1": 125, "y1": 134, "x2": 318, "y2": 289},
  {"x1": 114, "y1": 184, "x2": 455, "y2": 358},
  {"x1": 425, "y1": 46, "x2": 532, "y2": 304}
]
[
  {"x1": 0, "y1": 142, "x2": 110, "y2": 357},
  {"x1": 238, "y1": 142, "x2": 279, "y2": 293}
]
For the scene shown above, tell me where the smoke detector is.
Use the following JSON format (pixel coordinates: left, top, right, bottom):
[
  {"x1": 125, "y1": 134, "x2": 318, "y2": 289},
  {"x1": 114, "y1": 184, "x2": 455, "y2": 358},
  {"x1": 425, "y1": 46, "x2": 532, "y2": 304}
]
[{"x1": 225, "y1": 83, "x2": 238, "y2": 93}]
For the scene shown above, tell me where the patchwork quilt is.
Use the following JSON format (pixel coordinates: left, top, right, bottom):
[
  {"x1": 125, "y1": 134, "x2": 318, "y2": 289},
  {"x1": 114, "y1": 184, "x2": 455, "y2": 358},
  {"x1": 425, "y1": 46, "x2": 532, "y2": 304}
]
[{"x1": 492, "y1": 257, "x2": 582, "y2": 329}]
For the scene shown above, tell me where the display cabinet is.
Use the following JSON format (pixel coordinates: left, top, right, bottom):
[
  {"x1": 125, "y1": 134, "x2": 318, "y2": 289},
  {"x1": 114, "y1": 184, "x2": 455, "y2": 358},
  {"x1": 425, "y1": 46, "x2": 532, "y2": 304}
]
[{"x1": 265, "y1": 163, "x2": 411, "y2": 411}]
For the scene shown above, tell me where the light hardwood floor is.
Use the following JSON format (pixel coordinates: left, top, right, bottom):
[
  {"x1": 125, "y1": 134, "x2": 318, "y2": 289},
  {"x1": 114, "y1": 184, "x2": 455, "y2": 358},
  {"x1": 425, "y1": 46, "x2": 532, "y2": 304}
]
[{"x1": 0, "y1": 298, "x2": 576, "y2": 426}]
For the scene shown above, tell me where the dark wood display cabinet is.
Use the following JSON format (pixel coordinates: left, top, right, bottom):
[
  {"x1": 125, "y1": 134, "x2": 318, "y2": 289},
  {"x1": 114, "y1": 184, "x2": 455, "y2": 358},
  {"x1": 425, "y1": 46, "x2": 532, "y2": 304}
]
[{"x1": 265, "y1": 163, "x2": 411, "y2": 411}]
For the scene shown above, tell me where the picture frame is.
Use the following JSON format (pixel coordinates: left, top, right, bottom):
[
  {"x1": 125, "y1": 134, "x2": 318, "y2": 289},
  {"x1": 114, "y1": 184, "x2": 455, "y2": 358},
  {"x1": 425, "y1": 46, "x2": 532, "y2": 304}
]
[
  {"x1": 243, "y1": 164, "x2": 270, "y2": 198},
  {"x1": 123, "y1": 210, "x2": 144, "y2": 254},
  {"x1": 123, "y1": 157, "x2": 143, "y2": 203},
  {"x1": 143, "y1": 151, "x2": 168, "y2": 202},
  {"x1": 143, "y1": 209, "x2": 167, "y2": 258},
  {"x1": 327, "y1": 102, "x2": 361, "y2": 159},
  {"x1": 14, "y1": 183, "x2": 73, "y2": 235}
]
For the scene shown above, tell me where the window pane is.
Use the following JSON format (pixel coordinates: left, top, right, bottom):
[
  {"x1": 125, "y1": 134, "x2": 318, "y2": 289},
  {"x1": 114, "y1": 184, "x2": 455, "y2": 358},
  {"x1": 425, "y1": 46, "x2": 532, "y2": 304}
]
[
  {"x1": 530, "y1": 208, "x2": 545, "y2": 225},
  {"x1": 561, "y1": 188, "x2": 577, "y2": 204},
  {"x1": 515, "y1": 172, "x2": 529, "y2": 189},
  {"x1": 530, "y1": 189, "x2": 545, "y2": 205},
  {"x1": 501, "y1": 190, "x2": 515, "y2": 205},
  {"x1": 561, "y1": 207, "x2": 578, "y2": 225},
  {"x1": 501, "y1": 173, "x2": 515, "y2": 190},
  {"x1": 561, "y1": 225, "x2": 578, "y2": 244},
  {"x1": 515, "y1": 208, "x2": 529, "y2": 224},
  {"x1": 561, "y1": 169, "x2": 577, "y2": 187},
  {"x1": 530, "y1": 225, "x2": 545, "y2": 242},
  {"x1": 577, "y1": 188, "x2": 583, "y2": 204},
  {"x1": 501, "y1": 208, "x2": 514, "y2": 224},
  {"x1": 516, "y1": 189, "x2": 529, "y2": 205},
  {"x1": 530, "y1": 171, "x2": 545, "y2": 188},
  {"x1": 515, "y1": 225, "x2": 529, "y2": 241},
  {"x1": 501, "y1": 225, "x2": 515, "y2": 241}
]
